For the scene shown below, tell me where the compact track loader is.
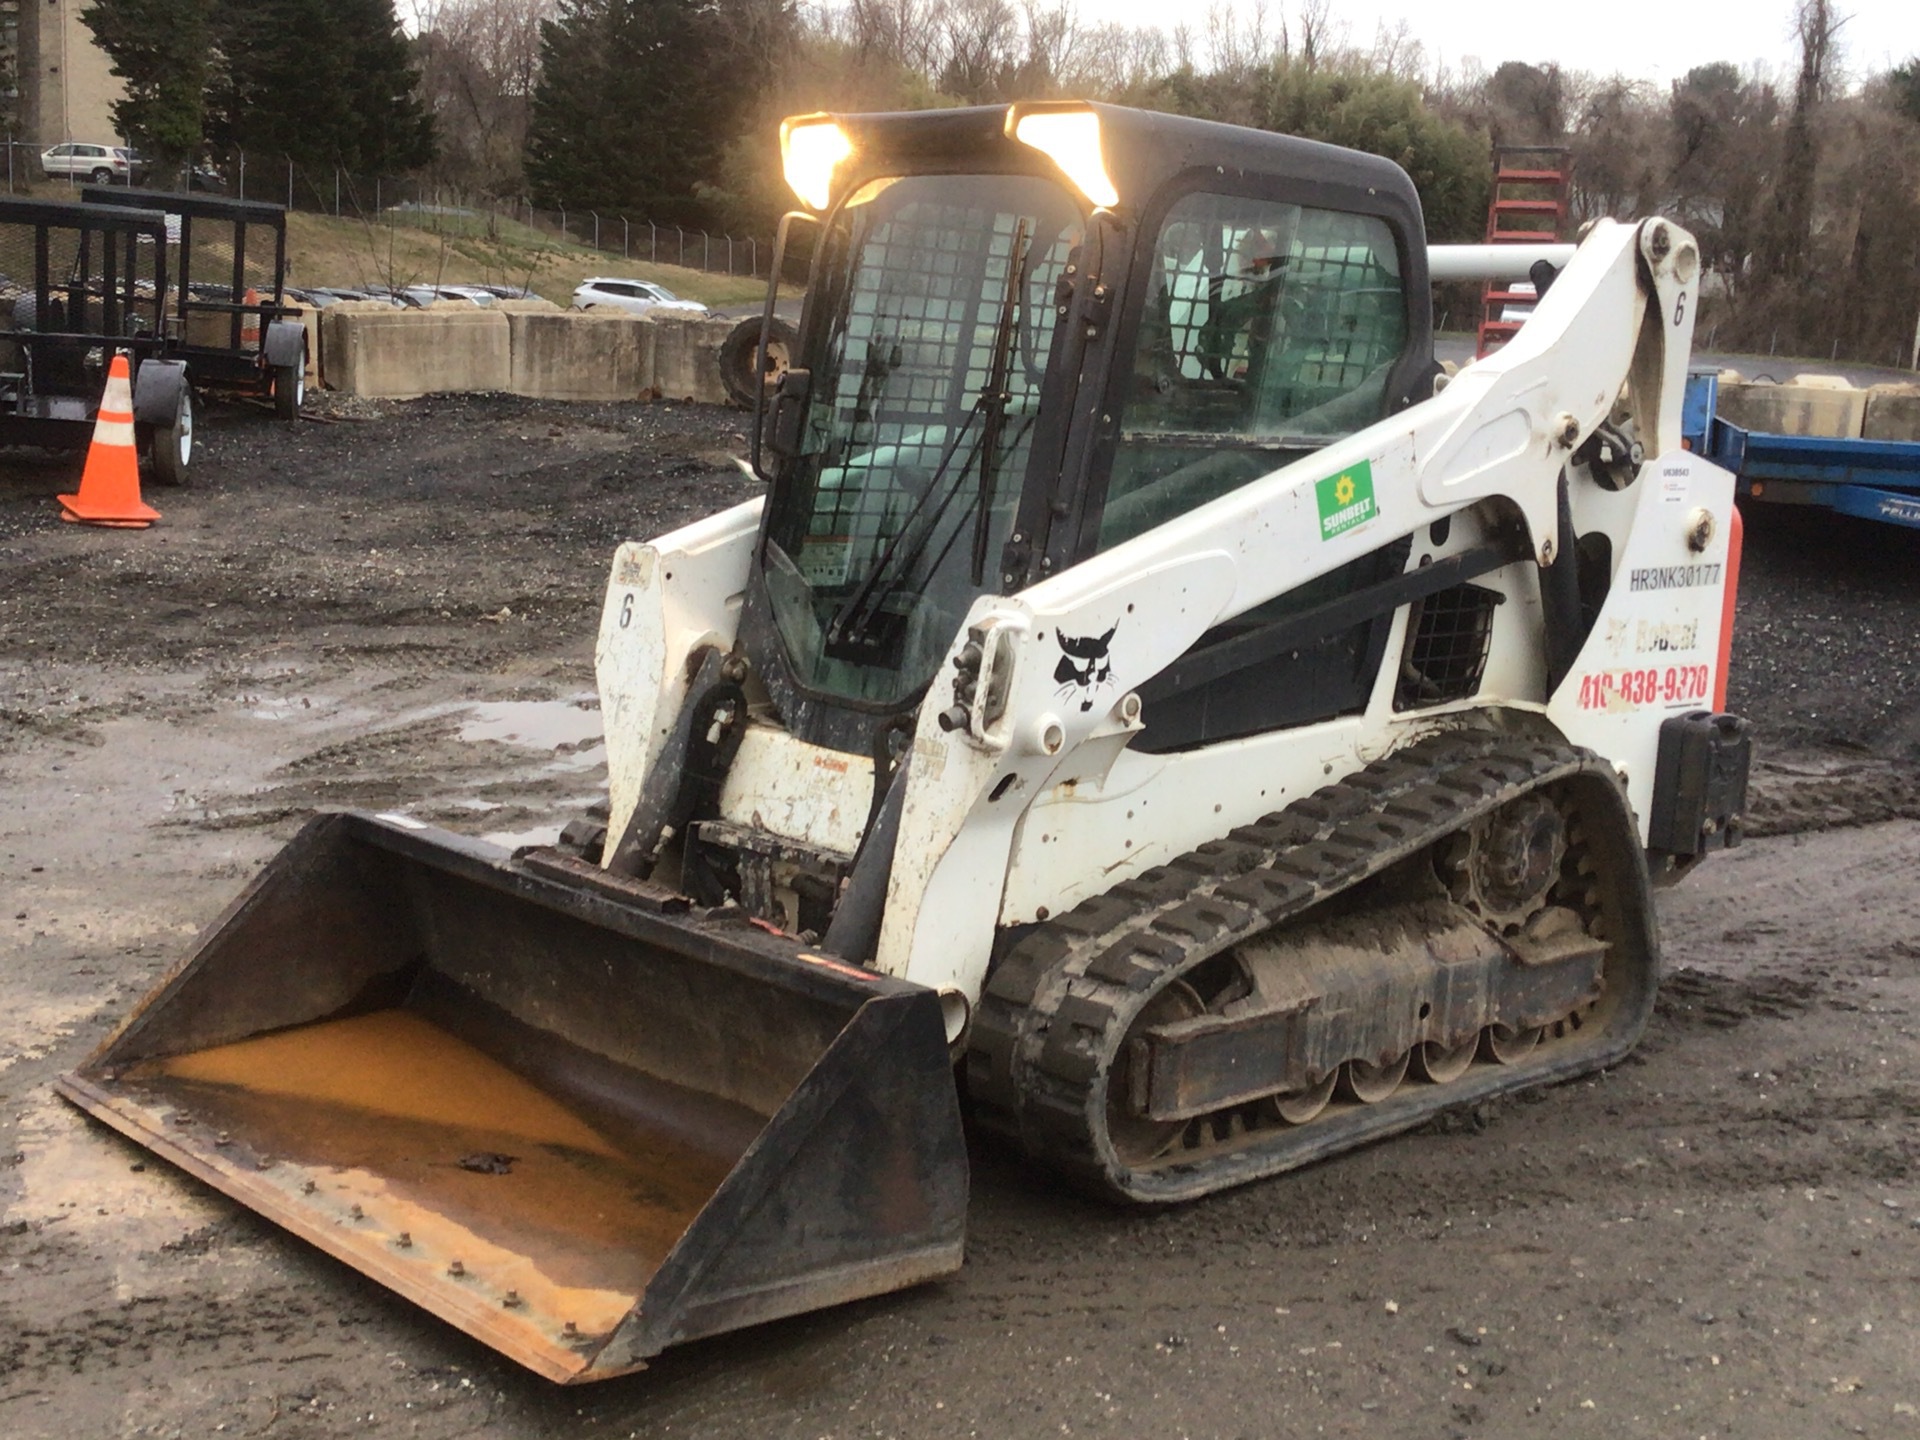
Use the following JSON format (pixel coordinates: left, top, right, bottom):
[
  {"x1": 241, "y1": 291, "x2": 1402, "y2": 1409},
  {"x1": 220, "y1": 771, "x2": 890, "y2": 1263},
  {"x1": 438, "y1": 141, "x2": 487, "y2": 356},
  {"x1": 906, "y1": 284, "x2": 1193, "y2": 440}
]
[{"x1": 61, "y1": 103, "x2": 1750, "y2": 1381}]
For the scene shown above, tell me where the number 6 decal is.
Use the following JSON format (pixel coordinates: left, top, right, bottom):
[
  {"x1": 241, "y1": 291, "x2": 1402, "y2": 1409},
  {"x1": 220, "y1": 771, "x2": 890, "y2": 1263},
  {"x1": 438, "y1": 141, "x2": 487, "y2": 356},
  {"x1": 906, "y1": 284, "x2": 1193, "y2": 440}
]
[{"x1": 1673, "y1": 291, "x2": 1687, "y2": 326}]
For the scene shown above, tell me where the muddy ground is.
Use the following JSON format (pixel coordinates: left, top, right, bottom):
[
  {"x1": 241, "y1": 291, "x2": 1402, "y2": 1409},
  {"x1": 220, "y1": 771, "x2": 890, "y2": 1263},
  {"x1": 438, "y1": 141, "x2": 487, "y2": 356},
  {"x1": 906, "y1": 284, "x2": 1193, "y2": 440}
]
[{"x1": 3, "y1": 394, "x2": 1918, "y2": 1439}]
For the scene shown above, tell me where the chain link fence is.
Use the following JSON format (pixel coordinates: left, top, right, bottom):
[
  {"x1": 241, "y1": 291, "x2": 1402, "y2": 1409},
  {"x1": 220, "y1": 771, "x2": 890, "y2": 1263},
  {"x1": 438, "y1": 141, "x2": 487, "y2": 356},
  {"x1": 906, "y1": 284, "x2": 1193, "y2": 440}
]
[{"x1": 3, "y1": 140, "x2": 768, "y2": 281}]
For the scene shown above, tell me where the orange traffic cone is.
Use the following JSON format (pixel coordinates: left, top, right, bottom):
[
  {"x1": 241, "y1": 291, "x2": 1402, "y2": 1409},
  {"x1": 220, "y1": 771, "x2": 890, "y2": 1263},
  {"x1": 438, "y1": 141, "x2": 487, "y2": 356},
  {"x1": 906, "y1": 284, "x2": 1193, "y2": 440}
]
[{"x1": 57, "y1": 353, "x2": 159, "y2": 529}]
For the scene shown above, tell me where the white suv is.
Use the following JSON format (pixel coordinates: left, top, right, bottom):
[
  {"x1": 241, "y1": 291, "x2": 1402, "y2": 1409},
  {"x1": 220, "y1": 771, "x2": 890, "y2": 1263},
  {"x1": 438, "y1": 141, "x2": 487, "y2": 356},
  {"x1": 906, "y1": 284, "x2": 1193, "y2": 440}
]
[
  {"x1": 570, "y1": 278, "x2": 709, "y2": 317},
  {"x1": 42, "y1": 143, "x2": 136, "y2": 184}
]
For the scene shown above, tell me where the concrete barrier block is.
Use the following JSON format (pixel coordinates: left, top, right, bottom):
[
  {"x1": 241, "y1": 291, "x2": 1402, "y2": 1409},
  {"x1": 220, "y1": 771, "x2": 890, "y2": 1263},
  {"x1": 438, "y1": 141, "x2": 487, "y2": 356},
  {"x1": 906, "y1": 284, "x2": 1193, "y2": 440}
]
[
  {"x1": 322, "y1": 306, "x2": 512, "y2": 399},
  {"x1": 495, "y1": 297, "x2": 563, "y2": 313},
  {"x1": 1789, "y1": 373, "x2": 1854, "y2": 391},
  {"x1": 508, "y1": 310, "x2": 656, "y2": 401},
  {"x1": 1715, "y1": 381, "x2": 1866, "y2": 440},
  {"x1": 1863, "y1": 385, "x2": 1920, "y2": 443},
  {"x1": 648, "y1": 314, "x2": 733, "y2": 405},
  {"x1": 317, "y1": 301, "x2": 401, "y2": 391}
]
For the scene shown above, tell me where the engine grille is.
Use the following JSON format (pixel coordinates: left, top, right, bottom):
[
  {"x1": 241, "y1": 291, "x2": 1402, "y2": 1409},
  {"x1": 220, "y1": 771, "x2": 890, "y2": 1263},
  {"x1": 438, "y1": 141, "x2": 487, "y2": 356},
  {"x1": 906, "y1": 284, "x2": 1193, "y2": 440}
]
[{"x1": 1395, "y1": 582, "x2": 1499, "y2": 710}]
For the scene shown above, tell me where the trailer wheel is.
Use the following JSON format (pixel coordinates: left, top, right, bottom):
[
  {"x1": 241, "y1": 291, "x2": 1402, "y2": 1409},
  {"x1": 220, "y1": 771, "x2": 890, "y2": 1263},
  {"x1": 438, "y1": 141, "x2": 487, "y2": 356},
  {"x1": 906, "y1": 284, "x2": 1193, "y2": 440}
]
[
  {"x1": 273, "y1": 363, "x2": 304, "y2": 420},
  {"x1": 718, "y1": 315, "x2": 796, "y2": 409},
  {"x1": 149, "y1": 388, "x2": 194, "y2": 488}
]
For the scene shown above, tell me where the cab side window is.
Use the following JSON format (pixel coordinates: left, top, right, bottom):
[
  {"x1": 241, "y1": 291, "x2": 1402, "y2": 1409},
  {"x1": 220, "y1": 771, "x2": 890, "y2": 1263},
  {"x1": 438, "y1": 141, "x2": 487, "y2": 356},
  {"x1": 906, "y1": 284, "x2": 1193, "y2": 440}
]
[{"x1": 1098, "y1": 193, "x2": 1407, "y2": 550}]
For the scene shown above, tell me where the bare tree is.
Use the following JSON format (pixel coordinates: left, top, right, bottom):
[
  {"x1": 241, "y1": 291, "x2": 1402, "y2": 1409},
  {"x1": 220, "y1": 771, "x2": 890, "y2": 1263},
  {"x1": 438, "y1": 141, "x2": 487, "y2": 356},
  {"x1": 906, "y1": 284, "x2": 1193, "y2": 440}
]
[
  {"x1": 1758, "y1": 0, "x2": 1845, "y2": 283},
  {"x1": 939, "y1": 0, "x2": 1019, "y2": 100},
  {"x1": 1569, "y1": 78, "x2": 1662, "y2": 223},
  {"x1": 841, "y1": 0, "x2": 947, "y2": 77},
  {"x1": 417, "y1": 0, "x2": 557, "y2": 196},
  {"x1": 1017, "y1": 0, "x2": 1079, "y2": 95},
  {"x1": 1368, "y1": 19, "x2": 1426, "y2": 82},
  {"x1": 1057, "y1": 20, "x2": 1172, "y2": 100},
  {"x1": 1204, "y1": 0, "x2": 1275, "y2": 76},
  {"x1": 1295, "y1": 0, "x2": 1335, "y2": 70}
]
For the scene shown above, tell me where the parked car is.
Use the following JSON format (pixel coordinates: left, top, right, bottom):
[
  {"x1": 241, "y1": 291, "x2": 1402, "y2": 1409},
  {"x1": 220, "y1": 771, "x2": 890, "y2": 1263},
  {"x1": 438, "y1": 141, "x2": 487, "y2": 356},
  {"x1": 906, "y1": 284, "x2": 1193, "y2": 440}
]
[
  {"x1": 41, "y1": 143, "x2": 141, "y2": 184},
  {"x1": 296, "y1": 287, "x2": 396, "y2": 307},
  {"x1": 357, "y1": 286, "x2": 430, "y2": 308},
  {"x1": 399, "y1": 284, "x2": 498, "y2": 307},
  {"x1": 570, "y1": 277, "x2": 709, "y2": 317}
]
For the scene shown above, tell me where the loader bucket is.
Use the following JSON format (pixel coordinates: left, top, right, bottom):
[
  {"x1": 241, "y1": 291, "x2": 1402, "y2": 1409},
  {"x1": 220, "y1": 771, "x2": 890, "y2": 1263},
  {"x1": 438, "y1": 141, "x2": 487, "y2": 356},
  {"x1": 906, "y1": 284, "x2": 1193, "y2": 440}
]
[{"x1": 57, "y1": 812, "x2": 967, "y2": 1383}]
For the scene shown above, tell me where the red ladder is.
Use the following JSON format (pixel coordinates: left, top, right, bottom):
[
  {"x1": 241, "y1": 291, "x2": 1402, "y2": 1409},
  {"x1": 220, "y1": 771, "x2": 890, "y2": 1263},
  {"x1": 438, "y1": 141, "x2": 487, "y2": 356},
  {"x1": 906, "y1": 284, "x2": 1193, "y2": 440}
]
[{"x1": 1475, "y1": 146, "x2": 1571, "y2": 358}]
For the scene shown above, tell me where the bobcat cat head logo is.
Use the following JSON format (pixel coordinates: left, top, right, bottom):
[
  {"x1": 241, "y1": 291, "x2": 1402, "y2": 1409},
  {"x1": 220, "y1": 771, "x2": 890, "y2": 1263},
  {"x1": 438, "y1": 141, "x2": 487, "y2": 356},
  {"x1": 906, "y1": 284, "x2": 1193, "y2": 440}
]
[{"x1": 1054, "y1": 624, "x2": 1117, "y2": 712}]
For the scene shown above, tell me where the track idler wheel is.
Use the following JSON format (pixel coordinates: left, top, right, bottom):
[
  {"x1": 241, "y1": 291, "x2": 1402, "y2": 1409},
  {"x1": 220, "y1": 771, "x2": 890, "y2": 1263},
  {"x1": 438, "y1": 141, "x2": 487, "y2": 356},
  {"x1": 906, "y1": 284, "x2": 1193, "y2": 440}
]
[{"x1": 1105, "y1": 979, "x2": 1205, "y2": 1164}]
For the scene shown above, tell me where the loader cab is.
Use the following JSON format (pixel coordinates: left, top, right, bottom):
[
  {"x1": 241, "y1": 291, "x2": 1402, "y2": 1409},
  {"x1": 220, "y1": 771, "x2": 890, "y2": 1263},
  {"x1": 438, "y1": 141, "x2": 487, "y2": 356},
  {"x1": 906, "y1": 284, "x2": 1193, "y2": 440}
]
[{"x1": 748, "y1": 103, "x2": 1434, "y2": 756}]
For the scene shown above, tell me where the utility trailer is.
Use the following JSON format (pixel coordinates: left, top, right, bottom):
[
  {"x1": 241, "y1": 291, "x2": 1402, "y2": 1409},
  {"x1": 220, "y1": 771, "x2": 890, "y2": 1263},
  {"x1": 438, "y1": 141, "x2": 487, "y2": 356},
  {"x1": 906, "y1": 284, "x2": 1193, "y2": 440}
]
[
  {"x1": 0, "y1": 194, "x2": 195, "y2": 483},
  {"x1": 1683, "y1": 369, "x2": 1920, "y2": 528},
  {"x1": 82, "y1": 186, "x2": 308, "y2": 419}
]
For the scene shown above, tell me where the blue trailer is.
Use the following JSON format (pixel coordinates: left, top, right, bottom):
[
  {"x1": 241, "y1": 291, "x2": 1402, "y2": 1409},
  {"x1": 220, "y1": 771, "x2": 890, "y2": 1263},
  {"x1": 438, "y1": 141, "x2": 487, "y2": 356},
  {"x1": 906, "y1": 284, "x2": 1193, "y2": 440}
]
[{"x1": 1683, "y1": 369, "x2": 1920, "y2": 529}]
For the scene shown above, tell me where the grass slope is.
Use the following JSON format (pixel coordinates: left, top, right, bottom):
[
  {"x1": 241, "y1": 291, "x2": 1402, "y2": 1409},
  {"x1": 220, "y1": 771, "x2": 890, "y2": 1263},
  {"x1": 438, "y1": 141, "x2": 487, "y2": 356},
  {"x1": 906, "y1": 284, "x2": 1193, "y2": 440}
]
[{"x1": 283, "y1": 210, "x2": 770, "y2": 310}]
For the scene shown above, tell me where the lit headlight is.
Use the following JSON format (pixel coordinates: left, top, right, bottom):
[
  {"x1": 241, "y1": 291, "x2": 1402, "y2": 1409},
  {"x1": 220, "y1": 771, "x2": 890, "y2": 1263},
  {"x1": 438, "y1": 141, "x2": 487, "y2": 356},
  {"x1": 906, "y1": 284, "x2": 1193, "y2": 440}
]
[
  {"x1": 780, "y1": 116, "x2": 853, "y2": 211},
  {"x1": 1008, "y1": 104, "x2": 1118, "y2": 209}
]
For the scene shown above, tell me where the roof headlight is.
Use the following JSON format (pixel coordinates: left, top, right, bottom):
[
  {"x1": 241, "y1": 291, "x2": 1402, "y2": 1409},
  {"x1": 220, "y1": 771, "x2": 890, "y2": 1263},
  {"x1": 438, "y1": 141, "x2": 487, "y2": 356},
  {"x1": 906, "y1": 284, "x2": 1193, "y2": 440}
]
[
  {"x1": 1008, "y1": 104, "x2": 1118, "y2": 209},
  {"x1": 781, "y1": 116, "x2": 854, "y2": 211}
]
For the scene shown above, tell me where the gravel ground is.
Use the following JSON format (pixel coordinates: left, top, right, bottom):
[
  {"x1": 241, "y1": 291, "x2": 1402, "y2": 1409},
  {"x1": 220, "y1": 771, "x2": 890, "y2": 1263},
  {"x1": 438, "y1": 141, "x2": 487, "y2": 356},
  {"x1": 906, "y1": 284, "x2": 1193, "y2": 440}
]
[{"x1": 3, "y1": 395, "x2": 1918, "y2": 1439}]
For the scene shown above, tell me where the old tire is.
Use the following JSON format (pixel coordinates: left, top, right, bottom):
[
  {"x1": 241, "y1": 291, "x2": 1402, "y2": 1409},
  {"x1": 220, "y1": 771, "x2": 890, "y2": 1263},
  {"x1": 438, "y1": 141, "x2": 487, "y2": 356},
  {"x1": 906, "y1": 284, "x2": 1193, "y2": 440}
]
[
  {"x1": 274, "y1": 363, "x2": 304, "y2": 420},
  {"x1": 149, "y1": 387, "x2": 194, "y2": 488},
  {"x1": 718, "y1": 315, "x2": 796, "y2": 409}
]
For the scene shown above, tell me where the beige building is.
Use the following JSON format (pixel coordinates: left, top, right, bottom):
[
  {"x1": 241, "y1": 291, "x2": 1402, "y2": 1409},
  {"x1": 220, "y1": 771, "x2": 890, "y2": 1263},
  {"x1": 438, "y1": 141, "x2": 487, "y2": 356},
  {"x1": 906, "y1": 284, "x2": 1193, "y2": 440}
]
[{"x1": 14, "y1": 0, "x2": 126, "y2": 148}]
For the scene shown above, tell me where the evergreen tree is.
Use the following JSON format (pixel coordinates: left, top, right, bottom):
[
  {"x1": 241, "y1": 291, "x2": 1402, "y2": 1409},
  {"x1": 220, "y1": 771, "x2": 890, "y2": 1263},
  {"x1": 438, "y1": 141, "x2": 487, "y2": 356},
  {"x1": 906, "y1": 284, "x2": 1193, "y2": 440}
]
[
  {"x1": 81, "y1": 0, "x2": 218, "y2": 170},
  {"x1": 526, "y1": 0, "x2": 792, "y2": 219},
  {"x1": 1888, "y1": 59, "x2": 1920, "y2": 126},
  {"x1": 208, "y1": 0, "x2": 434, "y2": 174}
]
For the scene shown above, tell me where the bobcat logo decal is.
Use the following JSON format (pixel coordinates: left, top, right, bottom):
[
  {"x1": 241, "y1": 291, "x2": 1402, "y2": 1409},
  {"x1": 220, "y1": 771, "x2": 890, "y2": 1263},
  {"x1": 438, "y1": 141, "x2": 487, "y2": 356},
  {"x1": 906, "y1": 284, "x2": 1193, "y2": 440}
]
[{"x1": 1054, "y1": 624, "x2": 1118, "y2": 713}]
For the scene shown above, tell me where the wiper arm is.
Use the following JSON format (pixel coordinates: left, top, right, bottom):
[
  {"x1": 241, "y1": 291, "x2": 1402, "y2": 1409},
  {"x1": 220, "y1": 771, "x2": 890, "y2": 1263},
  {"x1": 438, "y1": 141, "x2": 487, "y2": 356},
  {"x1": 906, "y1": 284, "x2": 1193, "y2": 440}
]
[
  {"x1": 824, "y1": 402, "x2": 987, "y2": 655},
  {"x1": 970, "y1": 219, "x2": 1031, "y2": 586}
]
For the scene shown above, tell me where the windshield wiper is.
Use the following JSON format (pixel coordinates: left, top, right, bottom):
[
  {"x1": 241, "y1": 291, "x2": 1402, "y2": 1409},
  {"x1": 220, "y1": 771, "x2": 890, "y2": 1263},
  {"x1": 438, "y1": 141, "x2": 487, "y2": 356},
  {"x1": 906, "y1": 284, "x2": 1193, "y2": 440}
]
[{"x1": 823, "y1": 401, "x2": 988, "y2": 659}]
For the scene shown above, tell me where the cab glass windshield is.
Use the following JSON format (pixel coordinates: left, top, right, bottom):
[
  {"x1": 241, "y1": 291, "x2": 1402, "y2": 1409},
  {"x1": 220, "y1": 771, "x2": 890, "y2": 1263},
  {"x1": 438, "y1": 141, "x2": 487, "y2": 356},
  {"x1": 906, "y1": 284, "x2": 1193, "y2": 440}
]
[{"x1": 764, "y1": 174, "x2": 1083, "y2": 705}]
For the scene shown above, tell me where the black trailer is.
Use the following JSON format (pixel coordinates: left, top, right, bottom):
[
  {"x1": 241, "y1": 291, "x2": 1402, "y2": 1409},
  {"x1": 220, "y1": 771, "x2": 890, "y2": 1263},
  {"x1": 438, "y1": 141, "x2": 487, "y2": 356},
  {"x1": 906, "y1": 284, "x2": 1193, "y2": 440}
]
[
  {"x1": 83, "y1": 187, "x2": 308, "y2": 418},
  {"x1": 0, "y1": 195, "x2": 196, "y2": 484}
]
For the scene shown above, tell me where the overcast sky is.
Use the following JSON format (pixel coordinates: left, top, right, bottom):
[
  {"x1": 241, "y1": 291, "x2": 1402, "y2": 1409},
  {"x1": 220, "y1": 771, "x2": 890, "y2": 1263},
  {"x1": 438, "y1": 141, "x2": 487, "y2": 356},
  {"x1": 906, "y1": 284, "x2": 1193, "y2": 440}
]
[{"x1": 1076, "y1": 0, "x2": 1913, "y2": 87}]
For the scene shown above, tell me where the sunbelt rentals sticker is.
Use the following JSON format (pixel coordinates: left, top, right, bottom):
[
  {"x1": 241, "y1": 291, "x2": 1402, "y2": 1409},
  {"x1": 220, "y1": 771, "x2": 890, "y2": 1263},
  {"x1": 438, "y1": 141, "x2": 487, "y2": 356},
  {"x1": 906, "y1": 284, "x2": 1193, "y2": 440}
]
[{"x1": 1315, "y1": 459, "x2": 1376, "y2": 540}]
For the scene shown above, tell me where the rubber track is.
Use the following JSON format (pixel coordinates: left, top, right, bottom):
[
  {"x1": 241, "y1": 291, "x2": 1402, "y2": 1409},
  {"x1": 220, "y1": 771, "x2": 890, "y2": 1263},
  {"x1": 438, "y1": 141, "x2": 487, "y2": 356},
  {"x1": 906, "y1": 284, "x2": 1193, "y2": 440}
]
[{"x1": 965, "y1": 728, "x2": 1658, "y2": 1203}]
